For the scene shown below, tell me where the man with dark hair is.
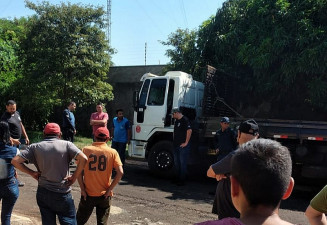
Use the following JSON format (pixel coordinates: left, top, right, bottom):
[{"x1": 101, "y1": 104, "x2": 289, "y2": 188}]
[
  {"x1": 215, "y1": 117, "x2": 237, "y2": 162},
  {"x1": 1, "y1": 100, "x2": 29, "y2": 187},
  {"x1": 207, "y1": 119, "x2": 259, "y2": 219},
  {"x1": 12, "y1": 123, "x2": 88, "y2": 225},
  {"x1": 76, "y1": 127, "x2": 123, "y2": 225},
  {"x1": 111, "y1": 109, "x2": 131, "y2": 166},
  {"x1": 196, "y1": 139, "x2": 294, "y2": 225},
  {"x1": 172, "y1": 107, "x2": 192, "y2": 186},
  {"x1": 1, "y1": 100, "x2": 29, "y2": 147},
  {"x1": 90, "y1": 102, "x2": 109, "y2": 140},
  {"x1": 62, "y1": 101, "x2": 76, "y2": 142}
]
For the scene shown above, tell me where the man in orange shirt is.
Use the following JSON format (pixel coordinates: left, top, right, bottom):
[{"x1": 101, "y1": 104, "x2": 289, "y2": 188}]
[{"x1": 76, "y1": 127, "x2": 123, "y2": 225}]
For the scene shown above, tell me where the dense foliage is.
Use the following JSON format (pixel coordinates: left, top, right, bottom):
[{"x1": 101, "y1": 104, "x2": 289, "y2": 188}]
[
  {"x1": 163, "y1": 0, "x2": 327, "y2": 116},
  {"x1": 0, "y1": 18, "x2": 27, "y2": 98}
]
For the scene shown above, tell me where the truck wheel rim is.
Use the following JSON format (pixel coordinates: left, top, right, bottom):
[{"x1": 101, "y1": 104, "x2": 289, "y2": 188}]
[{"x1": 155, "y1": 151, "x2": 172, "y2": 169}]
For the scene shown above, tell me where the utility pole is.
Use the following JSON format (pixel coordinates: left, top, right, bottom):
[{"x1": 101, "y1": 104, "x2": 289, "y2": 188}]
[
  {"x1": 145, "y1": 42, "x2": 147, "y2": 66},
  {"x1": 107, "y1": 0, "x2": 112, "y2": 46}
]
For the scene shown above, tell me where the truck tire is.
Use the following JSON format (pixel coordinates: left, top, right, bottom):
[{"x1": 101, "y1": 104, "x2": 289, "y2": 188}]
[{"x1": 148, "y1": 141, "x2": 175, "y2": 177}]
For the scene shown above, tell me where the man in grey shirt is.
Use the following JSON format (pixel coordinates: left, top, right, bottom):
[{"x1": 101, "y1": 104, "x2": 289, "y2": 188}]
[{"x1": 12, "y1": 123, "x2": 87, "y2": 225}]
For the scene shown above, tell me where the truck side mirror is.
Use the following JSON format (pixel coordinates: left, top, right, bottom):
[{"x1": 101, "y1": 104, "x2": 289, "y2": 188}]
[{"x1": 133, "y1": 90, "x2": 139, "y2": 110}]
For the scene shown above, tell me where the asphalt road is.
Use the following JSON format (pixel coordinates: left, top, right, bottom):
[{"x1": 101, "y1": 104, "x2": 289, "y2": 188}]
[{"x1": 10, "y1": 159, "x2": 315, "y2": 225}]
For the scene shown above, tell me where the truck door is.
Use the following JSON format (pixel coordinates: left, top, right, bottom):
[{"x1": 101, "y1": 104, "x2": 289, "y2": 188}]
[{"x1": 136, "y1": 78, "x2": 168, "y2": 127}]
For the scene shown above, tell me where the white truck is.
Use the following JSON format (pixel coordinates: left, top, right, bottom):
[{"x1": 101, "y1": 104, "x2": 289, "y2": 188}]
[
  {"x1": 128, "y1": 68, "x2": 327, "y2": 183},
  {"x1": 128, "y1": 71, "x2": 205, "y2": 176}
]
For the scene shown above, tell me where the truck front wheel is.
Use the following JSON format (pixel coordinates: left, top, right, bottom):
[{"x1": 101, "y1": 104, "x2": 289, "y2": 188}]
[{"x1": 148, "y1": 141, "x2": 175, "y2": 177}]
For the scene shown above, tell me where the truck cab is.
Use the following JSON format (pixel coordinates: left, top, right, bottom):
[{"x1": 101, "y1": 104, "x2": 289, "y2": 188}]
[{"x1": 128, "y1": 71, "x2": 204, "y2": 175}]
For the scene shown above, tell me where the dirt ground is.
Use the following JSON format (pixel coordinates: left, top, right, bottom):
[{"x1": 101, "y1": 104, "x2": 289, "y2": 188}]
[{"x1": 10, "y1": 159, "x2": 314, "y2": 225}]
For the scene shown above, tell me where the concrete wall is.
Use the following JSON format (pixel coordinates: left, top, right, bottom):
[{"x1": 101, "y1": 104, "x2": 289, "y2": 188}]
[{"x1": 106, "y1": 65, "x2": 166, "y2": 127}]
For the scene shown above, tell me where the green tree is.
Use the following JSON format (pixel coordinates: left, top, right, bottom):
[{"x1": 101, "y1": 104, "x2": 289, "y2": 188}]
[
  {"x1": 0, "y1": 18, "x2": 27, "y2": 98},
  {"x1": 17, "y1": 1, "x2": 114, "y2": 127},
  {"x1": 161, "y1": 28, "x2": 199, "y2": 76},
  {"x1": 164, "y1": 0, "x2": 327, "y2": 115}
]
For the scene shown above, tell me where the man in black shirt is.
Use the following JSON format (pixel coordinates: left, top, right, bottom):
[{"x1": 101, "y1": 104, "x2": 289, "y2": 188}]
[
  {"x1": 1, "y1": 100, "x2": 30, "y2": 187},
  {"x1": 215, "y1": 117, "x2": 237, "y2": 162},
  {"x1": 172, "y1": 107, "x2": 192, "y2": 186},
  {"x1": 1, "y1": 100, "x2": 29, "y2": 146},
  {"x1": 207, "y1": 119, "x2": 259, "y2": 219}
]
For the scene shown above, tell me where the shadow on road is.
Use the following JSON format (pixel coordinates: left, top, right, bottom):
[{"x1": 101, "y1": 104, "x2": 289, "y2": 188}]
[
  {"x1": 120, "y1": 159, "x2": 217, "y2": 204},
  {"x1": 121, "y1": 159, "x2": 321, "y2": 213}
]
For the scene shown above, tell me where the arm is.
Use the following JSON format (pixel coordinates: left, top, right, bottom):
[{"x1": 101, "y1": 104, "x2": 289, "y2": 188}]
[
  {"x1": 10, "y1": 137, "x2": 21, "y2": 146},
  {"x1": 214, "y1": 132, "x2": 219, "y2": 152},
  {"x1": 90, "y1": 113, "x2": 108, "y2": 126},
  {"x1": 208, "y1": 153, "x2": 233, "y2": 175},
  {"x1": 11, "y1": 155, "x2": 40, "y2": 180},
  {"x1": 20, "y1": 122, "x2": 29, "y2": 145},
  {"x1": 110, "y1": 121, "x2": 115, "y2": 140},
  {"x1": 207, "y1": 166, "x2": 227, "y2": 181},
  {"x1": 305, "y1": 205, "x2": 327, "y2": 225},
  {"x1": 127, "y1": 129, "x2": 131, "y2": 145},
  {"x1": 104, "y1": 165, "x2": 124, "y2": 198},
  {"x1": 90, "y1": 119, "x2": 107, "y2": 126},
  {"x1": 207, "y1": 166, "x2": 216, "y2": 178},
  {"x1": 66, "y1": 152, "x2": 87, "y2": 186},
  {"x1": 126, "y1": 120, "x2": 131, "y2": 144},
  {"x1": 77, "y1": 171, "x2": 87, "y2": 200},
  {"x1": 180, "y1": 129, "x2": 192, "y2": 148}
]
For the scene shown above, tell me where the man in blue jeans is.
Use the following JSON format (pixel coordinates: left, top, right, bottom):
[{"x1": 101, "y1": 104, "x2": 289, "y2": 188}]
[
  {"x1": 172, "y1": 107, "x2": 192, "y2": 186},
  {"x1": 12, "y1": 123, "x2": 87, "y2": 225},
  {"x1": 111, "y1": 109, "x2": 131, "y2": 167}
]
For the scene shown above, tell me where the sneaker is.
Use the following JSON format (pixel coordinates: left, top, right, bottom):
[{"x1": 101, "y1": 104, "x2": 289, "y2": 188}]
[{"x1": 18, "y1": 180, "x2": 25, "y2": 187}]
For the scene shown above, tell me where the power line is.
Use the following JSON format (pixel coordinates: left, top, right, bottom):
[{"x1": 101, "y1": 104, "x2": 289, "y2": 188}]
[{"x1": 179, "y1": 0, "x2": 188, "y2": 28}]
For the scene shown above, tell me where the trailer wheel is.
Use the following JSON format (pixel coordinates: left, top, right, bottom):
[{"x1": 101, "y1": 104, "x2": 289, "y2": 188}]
[{"x1": 148, "y1": 141, "x2": 174, "y2": 177}]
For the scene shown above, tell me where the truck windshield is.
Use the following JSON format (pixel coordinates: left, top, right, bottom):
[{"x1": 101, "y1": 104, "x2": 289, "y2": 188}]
[{"x1": 147, "y1": 79, "x2": 167, "y2": 106}]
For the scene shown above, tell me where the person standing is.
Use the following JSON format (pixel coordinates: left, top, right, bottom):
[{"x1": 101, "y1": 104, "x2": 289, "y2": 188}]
[
  {"x1": 196, "y1": 139, "x2": 295, "y2": 225},
  {"x1": 90, "y1": 103, "x2": 109, "y2": 141},
  {"x1": 305, "y1": 185, "x2": 327, "y2": 225},
  {"x1": 12, "y1": 123, "x2": 87, "y2": 225},
  {"x1": 1, "y1": 100, "x2": 29, "y2": 147},
  {"x1": 110, "y1": 109, "x2": 131, "y2": 166},
  {"x1": 0, "y1": 121, "x2": 20, "y2": 225},
  {"x1": 76, "y1": 127, "x2": 123, "y2": 225},
  {"x1": 62, "y1": 101, "x2": 76, "y2": 142},
  {"x1": 1, "y1": 100, "x2": 29, "y2": 187},
  {"x1": 215, "y1": 117, "x2": 237, "y2": 162},
  {"x1": 172, "y1": 107, "x2": 192, "y2": 186},
  {"x1": 207, "y1": 119, "x2": 259, "y2": 219}
]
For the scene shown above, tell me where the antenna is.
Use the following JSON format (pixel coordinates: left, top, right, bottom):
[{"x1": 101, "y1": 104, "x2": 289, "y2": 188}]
[{"x1": 107, "y1": 0, "x2": 112, "y2": 46}]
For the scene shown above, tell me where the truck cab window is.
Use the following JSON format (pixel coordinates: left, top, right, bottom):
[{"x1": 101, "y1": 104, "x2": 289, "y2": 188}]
[
  {"x1": 147, "y1": 79, "x2": 167, "y2": 106},
  {"x1": 139, "y1": 79, "x2": 150, "y2": 107}
]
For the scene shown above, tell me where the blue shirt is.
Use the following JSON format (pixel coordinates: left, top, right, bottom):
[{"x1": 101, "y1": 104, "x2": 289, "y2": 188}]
[
  {"x1": 112, "y1": 117, "x2": 130, "y2": 143},
  {"x1": 62, "y1": 109, "x2": 75, "y2": 130},
  {"x1": 0, "y1": 143, "x2": 18, "y2": 180}
]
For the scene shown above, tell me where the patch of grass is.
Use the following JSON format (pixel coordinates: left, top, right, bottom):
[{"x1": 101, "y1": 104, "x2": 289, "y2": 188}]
[
  {"x1": 27, "y1": 131, "x2": 95, "y2": 149},
  {"x1": 74, "y1": 136, "x2": 93, "y2": 149}
]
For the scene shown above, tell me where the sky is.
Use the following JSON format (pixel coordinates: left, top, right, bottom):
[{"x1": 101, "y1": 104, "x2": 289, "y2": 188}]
[{"x1": 0, "y1": 0, "x2": 225, "y2": 66}]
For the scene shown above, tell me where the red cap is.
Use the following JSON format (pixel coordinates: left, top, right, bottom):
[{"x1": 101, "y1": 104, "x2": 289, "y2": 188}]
[
  {"x1": 95, "y1": 127, "x2": 110, "y2": 139},
  {"x1": 44, "y1": 123, "x2": 61, "y2": 135}
]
